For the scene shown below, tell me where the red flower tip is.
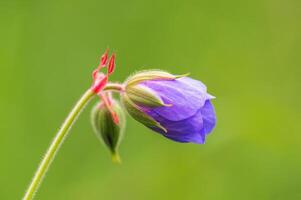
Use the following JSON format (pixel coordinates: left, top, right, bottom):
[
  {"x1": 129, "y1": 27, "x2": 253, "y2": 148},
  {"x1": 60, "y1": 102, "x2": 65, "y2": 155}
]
[
  {"x1": 98, "y1": 93, "x2": 120, "y2": 125},
  {"x1": 92, "y1": 69, "x2": 99, "y2": 80},
  {"x1": 91, "y1": 50, "x2": 117, "y2": 93},
  {"x1": 108, "y1": 54, "x2": 115, "y2": 75},
  {"x1": 92, "y1": 75, "x2": 108, "y2": 93},
  {"x1": 100, "y1": 49, "x2": 109, "y2": 67},
  {"x1": 111, "y1": 112, "x2": 120, "y2": 124}
]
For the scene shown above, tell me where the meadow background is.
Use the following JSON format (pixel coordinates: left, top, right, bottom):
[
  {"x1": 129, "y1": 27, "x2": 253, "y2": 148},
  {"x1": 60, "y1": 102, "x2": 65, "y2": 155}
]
[{"x1": 1, "y1": 0, "x2": 300, "y2": 199}]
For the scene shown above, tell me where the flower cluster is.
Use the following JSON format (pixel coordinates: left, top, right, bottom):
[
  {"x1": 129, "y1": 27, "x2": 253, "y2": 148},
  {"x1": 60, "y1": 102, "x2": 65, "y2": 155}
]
[{"x1": 90, "y1": 50, "x2": 216, "y2": 161}]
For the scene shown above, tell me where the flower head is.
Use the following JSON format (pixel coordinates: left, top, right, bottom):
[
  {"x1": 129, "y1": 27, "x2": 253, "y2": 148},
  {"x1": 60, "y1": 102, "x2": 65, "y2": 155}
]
[{"x1": 121, "y1": 70, "x2": 216, "y2": 144}]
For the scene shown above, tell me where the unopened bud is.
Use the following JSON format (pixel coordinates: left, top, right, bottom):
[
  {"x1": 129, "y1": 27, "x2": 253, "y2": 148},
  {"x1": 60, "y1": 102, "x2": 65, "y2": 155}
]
[
  {"x1": 121, "y1": 70, "x2": 216, "y2": 144},
  {"x1": 120, "y1": 70, "x2": 183, "y2": 133},
  {"x1": 91, "y1": 99, "x2": 125, "y2": 163}
]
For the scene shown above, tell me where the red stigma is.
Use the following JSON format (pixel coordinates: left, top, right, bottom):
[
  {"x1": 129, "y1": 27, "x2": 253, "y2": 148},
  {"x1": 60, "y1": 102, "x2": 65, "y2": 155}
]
[
  {"x1": 92, "y1": 69, "x2": 99, "y2": 79},
  {"x1": 90, "y1": 50, "x2": 116, "y2": 94},
  {"x1": 98, "y1": 93, "x2": 120, "y2": 125},
  {"x1": 100, "y1": 49, "x2": 109, "y2": 67},
  {"x1": 111, "y1": 112, "x2": 120, "y2": 124},
  {"x1": 108, "y1": 54, "x2": 115, "y2": 75}
]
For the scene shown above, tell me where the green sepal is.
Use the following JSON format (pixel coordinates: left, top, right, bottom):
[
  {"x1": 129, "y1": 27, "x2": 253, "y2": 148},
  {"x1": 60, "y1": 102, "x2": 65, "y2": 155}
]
[
  {"x1": 175, "y1": 73, "x2": 190, "y2": 78},
  {"x1": 126, "y1": 70, "x2": 187, "y2": 86},
  {"x1": 126, "y1": 84, "x2": 170, "y2": 107},
  {"x1": 121, "y1": 94, "x2": 167, "y2": 133},
  {"x1": 91, "y1": 100, "x2": 125, "y2": 163}
]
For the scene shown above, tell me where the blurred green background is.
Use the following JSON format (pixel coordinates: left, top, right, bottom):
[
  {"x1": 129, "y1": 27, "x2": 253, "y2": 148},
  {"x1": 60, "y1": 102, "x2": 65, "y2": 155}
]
[{"x1": 1, "y1": 0, "x2": 300, "y2": 199}]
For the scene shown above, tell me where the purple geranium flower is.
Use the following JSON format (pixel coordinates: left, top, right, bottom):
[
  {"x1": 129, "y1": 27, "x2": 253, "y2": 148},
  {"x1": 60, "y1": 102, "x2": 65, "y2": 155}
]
[{"x1": 122, "y1": 70, "x2": 216, "y2": 144}]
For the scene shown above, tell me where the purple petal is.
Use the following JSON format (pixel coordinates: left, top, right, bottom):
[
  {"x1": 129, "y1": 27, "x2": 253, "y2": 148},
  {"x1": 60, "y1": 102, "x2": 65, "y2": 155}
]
[
  {"x1": 200, "y1": 100, "x2": 216, "y2": 135},
  {"x1": 162, "y1": 132, "x2": 205, "y2": 144},
  {"x1": 144, "y1": 99, "x2": 216, "y2": 144},
  {"x1": 146, "y1": 107, "x2": 206, "y2": 144},
  {"x1": 141, "y1": 77, "x2": 208, "y2": 121}
]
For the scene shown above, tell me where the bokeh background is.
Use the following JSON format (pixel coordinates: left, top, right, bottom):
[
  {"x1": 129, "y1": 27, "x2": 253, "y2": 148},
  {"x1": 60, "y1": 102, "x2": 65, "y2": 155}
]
[{"x1": 1, "y1": 0, "x2": 300, "y2": 199}]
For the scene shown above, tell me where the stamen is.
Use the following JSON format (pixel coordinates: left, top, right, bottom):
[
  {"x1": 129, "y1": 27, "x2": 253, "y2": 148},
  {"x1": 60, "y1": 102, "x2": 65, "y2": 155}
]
[
  {"x1": 92, "y1": 69, "x2": 99, "y2": 80},
  {"x1": 100, "y1": 49, "x2": 109, "y2": 67},
  {"x1": 99, "y1": 93, "x2": 119, "y2": 124},
  {"x1": 90, "y1": 51, "x2": 116, "y2": 94},
  {"x1": 92, "y1": 50, "x2": 109, "y2": 80},
  {"x1": 108, "y1": 54, "x2": 115, "y2": 75}
]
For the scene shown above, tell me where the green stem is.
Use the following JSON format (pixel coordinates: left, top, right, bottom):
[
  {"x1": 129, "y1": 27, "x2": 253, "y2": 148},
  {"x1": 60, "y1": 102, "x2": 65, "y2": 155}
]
[
  {"x1": 23, "y1": 89, "x2": 95, "y2": 200},
  {"x1": 103, "y1": 83, "x2": 124, "y2": 92}
]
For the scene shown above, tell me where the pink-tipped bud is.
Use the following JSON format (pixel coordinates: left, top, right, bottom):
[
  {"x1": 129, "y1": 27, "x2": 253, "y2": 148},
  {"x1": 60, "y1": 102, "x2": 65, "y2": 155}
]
[
  {"x1": 100, "y1": 49, "x2": 109, "y2": 67},
  {"x1": 91, "y1": 99, "x2": 125, "y2": 163},
  {"x1": 108, "y1": 54, "x2": 116, "y2": 75}
]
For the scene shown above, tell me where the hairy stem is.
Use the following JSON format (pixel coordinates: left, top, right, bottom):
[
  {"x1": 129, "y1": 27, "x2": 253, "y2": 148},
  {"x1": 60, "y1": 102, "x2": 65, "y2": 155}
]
[
  {"x1": 23, "y1": 83, "x2": 123, "y2": 200},
  {"x1": 23, "y1": 89, "x2": 95, "y2": 200},
  {"x1": 103, "y1": 83, "x2": 124, "y2": 92}
]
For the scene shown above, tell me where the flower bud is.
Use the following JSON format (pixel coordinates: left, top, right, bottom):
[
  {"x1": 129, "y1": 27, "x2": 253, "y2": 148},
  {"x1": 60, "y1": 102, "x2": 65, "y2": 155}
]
[
  {"x1": 121, "y1": 70, "x2": 216, "y2": 144},
  {"x1": 91, "y1": 99, "x2": 125, "y2": 163},
  {"x1": 121, "y1": 70, "x2": 177, "y2": 133}
]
